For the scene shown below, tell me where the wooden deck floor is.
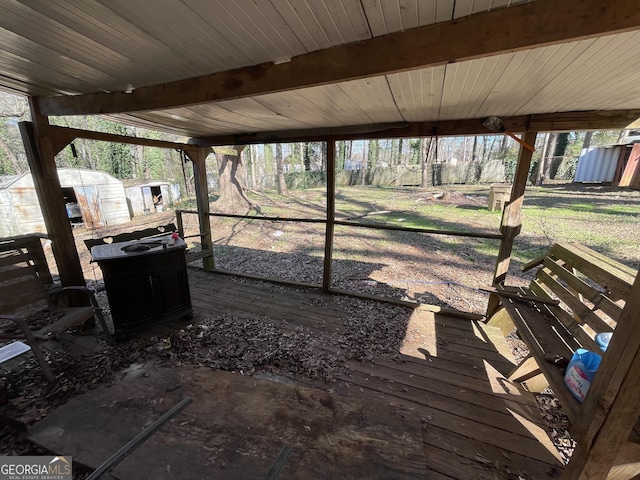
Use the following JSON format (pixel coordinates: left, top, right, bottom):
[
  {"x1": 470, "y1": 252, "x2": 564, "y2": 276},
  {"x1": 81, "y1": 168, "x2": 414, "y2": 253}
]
[{"x1": 187, "y1": 270, "x2": 563, "y2": 479}]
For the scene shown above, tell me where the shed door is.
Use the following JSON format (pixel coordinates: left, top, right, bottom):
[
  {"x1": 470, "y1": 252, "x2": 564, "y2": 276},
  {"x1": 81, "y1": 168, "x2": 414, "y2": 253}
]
[
  {"x1": 75, "y1": 186, "x2": 105, "y2": 229},
  {"x1": 619, "y1": 144, "x2": 640, "y2": 187},
  {"x1": 142, "y1": 186, "x2": 154, "y2": 214}
]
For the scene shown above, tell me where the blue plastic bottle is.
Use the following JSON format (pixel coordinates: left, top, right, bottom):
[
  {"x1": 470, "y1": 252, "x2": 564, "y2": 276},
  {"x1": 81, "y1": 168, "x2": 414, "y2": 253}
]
[
  {"x1": 564, "y1": 349, "x2": 602, "y2": 402},
  {"x1": 595, "y1": 332, "x2": 613, "y2": 351}
]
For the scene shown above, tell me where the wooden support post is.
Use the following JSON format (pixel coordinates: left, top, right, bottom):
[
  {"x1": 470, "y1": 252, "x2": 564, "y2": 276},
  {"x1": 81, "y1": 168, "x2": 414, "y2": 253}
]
[
  {"x1": 19, "y1": 104, "x2": 85, "y2": 287},
  {"x1": 323, "y1": 141, "x2": 336, "y2": 292},
  {"x1": 562, "y1": 271, "x2": 640, "y2": 479},
  {"x1": 486, "y1": 131, "x2": 537, "y2": 317},
  {"x1": 176, "y1": 210, "x2": 185, "y2": 238},
  {"x1": 188, "y1": 147, "x2": 214, "y2": 271}
]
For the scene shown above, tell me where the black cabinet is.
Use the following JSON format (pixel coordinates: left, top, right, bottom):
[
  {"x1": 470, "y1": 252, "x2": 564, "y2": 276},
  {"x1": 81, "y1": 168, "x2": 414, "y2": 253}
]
[{"x1": 91, "y1": 238, "x2": 192, "y2": 340}]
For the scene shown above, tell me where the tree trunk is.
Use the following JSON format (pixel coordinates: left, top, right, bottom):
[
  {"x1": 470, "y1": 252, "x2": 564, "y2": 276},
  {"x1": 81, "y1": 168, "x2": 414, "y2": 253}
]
[
  {"x1": 275, "y1": 143, "x2": 287, "y2": 194},
  {"x1": 368, "y1": 140, "x2": 378, "y2": 168},
  {"x1": 336, "y1": 141, "x2": 345, "y2": 170},
  {"x1": 420, "y1": 137, "x2": 433, "y2": 188},
  {"x1": 250, "y1": 145, "x2": 258, "y2": 188},
  {"x1": 321, "y1": 142, "x2": 327, "y2": 171},
  {"x1": 554, "y1": 132, "x2": 569, "y2": 158},
  {"x1": 482, "y1": 136, "x2": 490, "y2": 162},
  {"x1": 472, "y1": 136, "x2": 479, "y2": 161},
  {"x1": 535, "y1": 133, "x2": 557, "y2": 186},
  {"x1": 582, "y1": 131, "x2": 593, "y2": 151},
  {"x1": 488, "y1": 136, "x2": 498, "y2": 159},
  {"x1": 296, "y1": 143, "x2": 303, "y2": 171},
  {"x1": 303, "y1": 143, "x2": 312, "y2": 171},
  {"x1": 213, "y1": 145, "x2": 260, "y2": 214},
  {"x1": 549, "y1": 132, "x2": 570, "y2": 180},
  {"x1": 498, "y1": 136, "x2": 508, "y2": 159},
  {"x1": 362, "y1": 141, "x2": 369, "y2": 167}
]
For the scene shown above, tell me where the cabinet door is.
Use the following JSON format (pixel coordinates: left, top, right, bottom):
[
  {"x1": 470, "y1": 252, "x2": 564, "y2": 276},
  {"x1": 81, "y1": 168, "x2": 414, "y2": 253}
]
[
  {"x1": 105, "y1": 271, "x2": 156, "y2": 329},
  {"x1": 148, "y1": 263, "x2": 192, "y2": 317}
]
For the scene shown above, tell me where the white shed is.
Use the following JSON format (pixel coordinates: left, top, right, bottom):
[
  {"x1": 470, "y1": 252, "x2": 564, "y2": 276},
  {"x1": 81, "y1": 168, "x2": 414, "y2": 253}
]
[
  {"x1": 0, "y1": 168, "x2": 130, "y2": 237},
  {"x1": 124, "y1": 180, "x2": 180, "y2": 217},
  {"x1": 574, "y1": 145, "x2": 631, "y2": 183}
]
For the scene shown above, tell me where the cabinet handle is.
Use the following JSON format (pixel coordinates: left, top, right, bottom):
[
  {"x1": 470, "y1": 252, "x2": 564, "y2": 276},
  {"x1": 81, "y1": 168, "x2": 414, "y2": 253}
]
[{"x1": 148, "y1": 274, "x2": 155, "y2": 297}]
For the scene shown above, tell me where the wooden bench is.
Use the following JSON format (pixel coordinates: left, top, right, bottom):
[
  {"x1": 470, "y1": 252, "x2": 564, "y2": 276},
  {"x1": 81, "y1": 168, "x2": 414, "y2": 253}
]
[
  {"x1": 84, "y1": 222, "x2": 213, "y2": 265},
  {"x1": 0, "y1": 249, "x2": 111, "y2": 382},
  {"x1": 0, "y1": 233, "x2": 54, "y2": 288},
  {"x1": 490, "y1": 242, "x2": 636, "y2": 428}
]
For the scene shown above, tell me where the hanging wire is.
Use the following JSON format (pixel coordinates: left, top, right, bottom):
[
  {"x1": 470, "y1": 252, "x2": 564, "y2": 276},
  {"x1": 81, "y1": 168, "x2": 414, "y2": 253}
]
[{"x1": 180, "y1": 149, "x2": 190, "y2": 197}]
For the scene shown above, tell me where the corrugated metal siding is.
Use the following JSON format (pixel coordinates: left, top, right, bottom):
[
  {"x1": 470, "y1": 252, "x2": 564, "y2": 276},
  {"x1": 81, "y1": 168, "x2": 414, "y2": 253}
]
[
  {"x1": 575, "y1": 146, "x2": 623, "y2": 183},
  {"x1": 97, "y1": 183, "x2": 130, "y2": 226},
  {"x1": 58, "y1": 168, "x2": 121, "y2": 186},
  {"x1": 8, "y1": 187, "x2": 46, "y2": 234},
  {"x1": 159, "y1": 185, "x2": 170, "y2": 208},
  {"x1": 0, "y1": 189, "x2": 20, "y2": 237},
  {"x1": 124, "y1": 186, "x2": 145, "y2": 217},
  {"x1": 1, "y1": 169, "x2": 129, "y2": 233}
]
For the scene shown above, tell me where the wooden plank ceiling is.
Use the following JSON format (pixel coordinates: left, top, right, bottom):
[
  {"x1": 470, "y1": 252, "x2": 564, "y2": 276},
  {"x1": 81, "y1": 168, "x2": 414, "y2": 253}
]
[{"x1": 1, "y1": 0, "x2": 640, "y2": 140}]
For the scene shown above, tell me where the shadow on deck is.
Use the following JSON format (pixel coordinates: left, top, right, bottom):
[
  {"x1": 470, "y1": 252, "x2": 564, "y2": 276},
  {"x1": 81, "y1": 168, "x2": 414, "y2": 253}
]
[{"x1": 185, "y1": 269, "x2": 563, "y2": 479}]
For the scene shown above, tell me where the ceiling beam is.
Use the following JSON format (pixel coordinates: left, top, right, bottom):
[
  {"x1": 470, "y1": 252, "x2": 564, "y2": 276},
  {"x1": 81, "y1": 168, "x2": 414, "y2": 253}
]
[
  {"x1": 37, "y1": 0, "x2": 640, "y2": 116},
  {"x1": 191, "y1": 110, "x2": 640, "y2": 146},
  {"x1": 46, "y1": 125, "x2": 196, "y2": 156}
]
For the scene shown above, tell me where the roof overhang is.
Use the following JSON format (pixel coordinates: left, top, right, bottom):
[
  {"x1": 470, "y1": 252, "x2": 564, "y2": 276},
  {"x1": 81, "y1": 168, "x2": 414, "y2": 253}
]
[{"x1": 2, "y1": 0, "x2": 640, "y2": 140}]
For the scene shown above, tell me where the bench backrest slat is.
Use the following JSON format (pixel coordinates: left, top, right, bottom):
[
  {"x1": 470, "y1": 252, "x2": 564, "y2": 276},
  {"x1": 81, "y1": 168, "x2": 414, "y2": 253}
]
[
  {"x1": 84, "y1": 223, "x2": 177, "y2": 251},
  {"x1": 0, "y1": 251, "x2": 52, "y2": 315},
  {"x1": 569, "y1": 242, "x2": 637, "y2": 277},
  {"x1": 543, "y1": 257, "x2": 605, "y2": 306},
  {"x1": 536, "y1": 267, "x2": 614, "y2": 332},
  {"x1": 530, "y1": 280, "x2": 602, "y2": 352},
  {"x1": 550, "y1": 243, "x2": 634, "y2": 301},
  {"x1": 541, "y1": 257, "x2": 622, "y2": 325}
]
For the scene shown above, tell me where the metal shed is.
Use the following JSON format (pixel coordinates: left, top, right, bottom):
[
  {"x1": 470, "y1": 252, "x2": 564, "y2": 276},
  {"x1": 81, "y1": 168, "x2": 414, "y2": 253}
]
[
  {"x1": 0, "y1": 168, "x2": 130, "y2": 237},
  {"x1": 123, "y1": 180, "x2": 180, "y2": 217},
  {"x1": 574, "y1": 144, "x2": 633, "y2": 183}
]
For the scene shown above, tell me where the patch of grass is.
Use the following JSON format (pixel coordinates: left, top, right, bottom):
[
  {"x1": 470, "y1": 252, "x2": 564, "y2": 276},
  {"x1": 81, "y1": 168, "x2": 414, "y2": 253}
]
[{"x1": 210, "y1": 183, "x2": 640, "y2": 270}]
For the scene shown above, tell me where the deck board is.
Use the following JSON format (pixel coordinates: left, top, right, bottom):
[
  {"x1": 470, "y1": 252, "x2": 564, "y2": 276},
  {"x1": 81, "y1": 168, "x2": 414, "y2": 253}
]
[
  {"x1": 31, "y1": 367, "x2": 428, "y2": 479},
  {"x1": 184, "y1": 270, "x2": 564, "y2": 478}
]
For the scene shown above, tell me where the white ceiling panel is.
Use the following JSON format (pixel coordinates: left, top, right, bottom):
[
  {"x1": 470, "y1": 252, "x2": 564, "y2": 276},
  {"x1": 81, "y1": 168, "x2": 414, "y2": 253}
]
[
  {"x1": 387, "y1": 67, "x2": 446, "y2": 121},
  {"x1": 336, "y1": 77, "x2": 404, "y2": 124},
  {"x1": 1, "y1": 0, "x2": 639, "y2": 140}
]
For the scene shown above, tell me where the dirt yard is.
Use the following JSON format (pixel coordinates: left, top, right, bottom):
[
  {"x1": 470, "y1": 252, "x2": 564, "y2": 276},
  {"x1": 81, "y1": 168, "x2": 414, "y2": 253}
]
[{"x1": 57, "y1": 182, "x2": 640, "y2": 317}]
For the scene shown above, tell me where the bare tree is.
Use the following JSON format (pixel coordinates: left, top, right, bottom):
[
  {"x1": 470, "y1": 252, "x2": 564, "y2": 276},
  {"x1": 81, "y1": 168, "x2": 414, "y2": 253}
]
[
  {"x1": 212, "y1": 145, "x2": 261, "y2": 213},
  {"x1": 535, "y1": 133, "x2": 557, "y2": 185},
  {"x1": 275, "y1": 143, "x2": 287, "y2": 194},
  {"x1": 421, "y1": 137, "x2": 434, "y2": 187}
]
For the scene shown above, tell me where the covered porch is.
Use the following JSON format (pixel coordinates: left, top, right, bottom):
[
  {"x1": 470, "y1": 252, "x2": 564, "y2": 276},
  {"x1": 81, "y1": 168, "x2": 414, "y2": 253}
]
[{"x1": 1, "y1": 0, "x2": 640, "y2": 478}]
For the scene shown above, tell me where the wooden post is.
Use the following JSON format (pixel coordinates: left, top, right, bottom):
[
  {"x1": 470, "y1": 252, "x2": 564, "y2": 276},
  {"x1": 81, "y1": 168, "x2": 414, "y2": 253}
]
[
  {"x1": 486, "y1": 131, "x2": 537, "y2": 317},
  {"x1": 187, "y1": 147, "x2": 214, "y2": 271},
  {"x1": 19, "y1": 103, "x2": 85, "y2": 287},
  {"x1": 176, "y1": 210, "x2": 185, "y2": 238},
  {"x1": 562, "y1": 271, "x2": 640, "y2": 479},
  {"x1": 323, "y1": 140, "x2": 336, "y2": 292}
]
